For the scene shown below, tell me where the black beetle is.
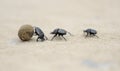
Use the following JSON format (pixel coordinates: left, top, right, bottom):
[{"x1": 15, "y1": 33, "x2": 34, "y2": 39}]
[
  {"x1": 83, "y1": 28, "x2": 99, "y2": 38},
  {"x1": 50, "y1": 28, "x2": 72, "y2": 41},
  {"x1": 34, "y1": 27, "x2": 48, "y2": 41}
]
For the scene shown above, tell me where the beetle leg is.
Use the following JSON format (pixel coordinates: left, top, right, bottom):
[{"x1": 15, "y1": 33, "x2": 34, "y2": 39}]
[
  {"x1": 41, "y1": 38, "x2": 45, "y2": 42},
  {"x1": 44, "y1": 35, "x2": 48, "y2": 40},
  {"x1": 95, "y1": 35, "x2": 99, "y2": 38},
  {"x1": 61, "y1": 35, "x2": 67, "y2": 41},
  {"x1": 85, "y1": 33, "x2": 89, "y2": 38},
  {"x1": 36, "y1": 37, "x2": 40, "y2": 42},
  {"x1": 51, "y1": 34, "x2": 57, "y2": 41}
]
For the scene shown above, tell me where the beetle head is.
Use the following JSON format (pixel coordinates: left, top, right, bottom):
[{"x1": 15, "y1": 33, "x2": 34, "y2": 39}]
[{"x1": 50, "y1": 32, "x2": 55, "y2": 34}]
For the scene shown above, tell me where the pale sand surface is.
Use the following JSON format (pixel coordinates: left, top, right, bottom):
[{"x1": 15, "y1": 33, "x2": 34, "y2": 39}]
[{"x1": 0, "y1": 0, "x2": 120, "y2": 71}]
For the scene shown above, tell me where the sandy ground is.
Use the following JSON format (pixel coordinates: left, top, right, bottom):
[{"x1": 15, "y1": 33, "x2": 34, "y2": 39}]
[{"x1": 0, "y1": 0, "x2": 120, "y2": 71}]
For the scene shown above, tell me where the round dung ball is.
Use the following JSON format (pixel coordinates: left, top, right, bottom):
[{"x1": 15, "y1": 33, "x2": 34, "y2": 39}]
[{"x1": 18, "y1": 25, "x2": 34, "y2": 41}]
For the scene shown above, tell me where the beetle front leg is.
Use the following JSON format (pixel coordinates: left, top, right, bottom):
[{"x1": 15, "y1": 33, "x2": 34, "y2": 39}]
[
  {"x1": 36, "y1": 37, "x2": 39, "y2": 42},
  {"x1": 51, "y1": 34, "x2": 57, "y2": 41}
]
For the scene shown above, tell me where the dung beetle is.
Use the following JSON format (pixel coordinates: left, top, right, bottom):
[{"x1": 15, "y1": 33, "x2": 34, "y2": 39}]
[
  {"x1": 50, "y1": 28, "x2": 72, "y2": 41},
  {"x1": 34, "y1": 27, "x2": 48, "y2": 41},
  {"x1": 83, "y1": 28, "x2": 99, "y2": 38}
]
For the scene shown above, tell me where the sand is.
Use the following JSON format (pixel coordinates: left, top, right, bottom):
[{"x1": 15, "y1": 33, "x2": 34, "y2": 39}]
[{"x1": 0, "y1": 0, "x2": 120, "y2": 71}]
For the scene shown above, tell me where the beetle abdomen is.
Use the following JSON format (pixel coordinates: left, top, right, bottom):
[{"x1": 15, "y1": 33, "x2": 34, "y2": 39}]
[
  {"x1": 90, "y1": 29, "x2": 97, "y2": 34},
  {"x1": 58, "y1": 29, "x2": 66, "y2": 35}
]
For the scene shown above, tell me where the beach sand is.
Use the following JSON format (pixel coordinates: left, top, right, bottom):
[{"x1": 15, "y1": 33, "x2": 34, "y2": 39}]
[{"x1": 0, "y1": 0, "x2": 120, "y2": 71}]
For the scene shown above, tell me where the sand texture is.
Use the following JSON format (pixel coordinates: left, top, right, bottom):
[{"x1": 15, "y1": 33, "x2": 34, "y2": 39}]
[{"x1": 0, "y1": 0, "x2": 120, "y2": 71}]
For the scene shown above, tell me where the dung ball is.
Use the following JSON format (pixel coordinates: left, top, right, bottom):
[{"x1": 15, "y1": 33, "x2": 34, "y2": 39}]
[{"x1": 18, "y1": 24, "x2": 34, "y2": 41}]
